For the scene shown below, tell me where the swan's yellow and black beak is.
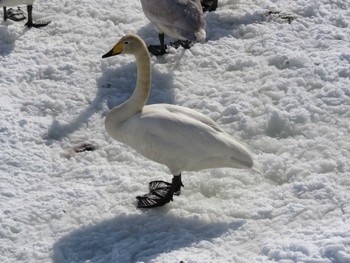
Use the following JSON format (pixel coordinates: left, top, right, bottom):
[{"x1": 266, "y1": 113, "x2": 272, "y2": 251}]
[{"x1": 102, "y1": 42, "x2": 123, "y2": 58}]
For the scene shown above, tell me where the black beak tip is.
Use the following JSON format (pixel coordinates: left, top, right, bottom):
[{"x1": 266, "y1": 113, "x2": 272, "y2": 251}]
[{"x1": 102, "y1": 50, "x2": 114, "y2": 59}]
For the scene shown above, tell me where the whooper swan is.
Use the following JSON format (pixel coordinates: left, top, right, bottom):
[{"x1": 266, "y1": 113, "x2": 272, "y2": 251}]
[{"x1": 102, "y1": 34, "x2": 262, "y2": 208}]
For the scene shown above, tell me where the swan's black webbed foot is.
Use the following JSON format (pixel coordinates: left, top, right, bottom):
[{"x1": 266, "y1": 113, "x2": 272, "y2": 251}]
[
  {"x1": 25, "y1": 20, "x2": 51, "y2": 28},
  {"x1": 201, "y1": 0, "x2": 218, "y2": 12},
  {"x1": 147, "y1": 40, "x2": 192, "y2": 55},
  {"x1": 149, "y1": 180, "x2": 183, "y2": 196},
  {"x1": 170, "y1": 40, "x2": 193, "y2": 50},
  {"x1": 5, "y1": 7, "x2": 26, "y2": 21},
  {"x1": 137, "y1": 175, "x2": 184, "y2": 208},
  {"x1": 147, "y1": 33, "x2": 167, "y2": 56},
  {"x1": 147, "y1": 45, "x2": 167, "y2": 56}
]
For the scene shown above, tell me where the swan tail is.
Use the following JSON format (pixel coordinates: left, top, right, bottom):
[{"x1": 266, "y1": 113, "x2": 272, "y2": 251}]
[
  {"x1": 251, "y1": 161, "x2": 263, "y2": 174},
  {"x1": 195, "y1": 29, "x2": 206, "y2": 42}
]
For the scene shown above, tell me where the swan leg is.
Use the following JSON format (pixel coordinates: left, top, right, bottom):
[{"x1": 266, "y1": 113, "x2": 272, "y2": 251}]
[
  {"x1": 3, "y1": 7, "x2": 7, "y2": 21},
  {"x1": 147, "y1": 33, "x2": 167, "y2": 56},
  {"x1": 137, "y1": 174, "x2": 184, "y2": 208},
  {"x1": 25, "y1": 5, "x2": 51, "y2": 28}
]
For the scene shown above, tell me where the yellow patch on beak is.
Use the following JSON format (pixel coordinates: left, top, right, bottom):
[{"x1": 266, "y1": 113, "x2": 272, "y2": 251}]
[
  {"x1": 112, "y1": 42, "x2": 123, "y2": 55},
  {"x1": 102, "y1": 42, "x2": 124, "y2": 58}
]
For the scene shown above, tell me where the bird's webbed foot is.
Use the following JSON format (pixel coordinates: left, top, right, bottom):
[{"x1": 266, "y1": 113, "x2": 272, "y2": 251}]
[
  {"x1": 147, "y1": 45, "x2": 167, "y2": 56},
  {"x1": 136, "y1": 175, "x2": 184, "y2": 208},
  {"x1": 5, "y1": 7, "x2": 26, "y2": 21},
  {"x1": 170, "y1": 40, "x2": 193, "y2": 50},
  {"x1": 148, "y1": 180, "x2": 183, "y2": 196},
  {"x1": 136, "y1": 187, "x2": 173, "y2": 208},
  {"x1": 201, "y1": 0, "x2": 218, "y2": 12},
  {"x1": 25, "y1": 20, "x2": 51, "y2": 28}
]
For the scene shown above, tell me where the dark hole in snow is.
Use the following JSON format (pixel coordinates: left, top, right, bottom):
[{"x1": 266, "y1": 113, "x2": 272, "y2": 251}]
[{"x1": 73, "y1": 143, "x2": 97, "y2": 153}]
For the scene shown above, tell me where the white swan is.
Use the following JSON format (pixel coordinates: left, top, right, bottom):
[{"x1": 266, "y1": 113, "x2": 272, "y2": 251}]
[
  {"x1": 140, "y1": 0, "x2": 206, "y2": 55},
  {"x1": 1, "y1": 0, "x2": 50, "y2": 27},
  {"x1": 102, "y1": 34, "x2": 262, "y2": 208}
]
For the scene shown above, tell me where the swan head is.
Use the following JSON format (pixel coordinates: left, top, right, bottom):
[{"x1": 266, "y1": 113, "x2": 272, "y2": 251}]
[{"x1": 102, "y1": 34, "x2": 147, "y2": 58}]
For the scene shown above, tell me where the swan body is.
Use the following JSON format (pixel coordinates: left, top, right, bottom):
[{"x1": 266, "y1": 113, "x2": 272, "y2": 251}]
[
  {"x1": 102, "y1": 34, "x2": 261, "y2": 207},
  {"x1": 106, "y1": 103, "x2": 255, "y2": 176},
  {"x1": 140, "y1": 0, "x2": 206, "y2": 55},
  {"x1": 1, "y1": 0, "x2": 50, "y2": 27},
  {"x1": 0, "y1": 0, "x2": 34, "y2": 6}
]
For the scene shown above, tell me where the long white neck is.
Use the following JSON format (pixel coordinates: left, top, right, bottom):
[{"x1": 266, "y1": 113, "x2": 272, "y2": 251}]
[
  {"x1": 128, "y1": 49, "x2": 151, "y2": 113},
  {"x1": 105, "y1": 44, "x2": 151, "y2": 137}
]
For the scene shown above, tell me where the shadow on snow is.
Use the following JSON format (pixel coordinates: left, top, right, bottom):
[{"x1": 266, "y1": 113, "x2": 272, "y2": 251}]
[
  {"x1": 52, "y1": 212, "x2": 244, "y2": 262},
  {"x1": 46, "y1": 59, "x2": 175, "y2": 140},
  {"x1": 0, "y1": 23, "x2": 29, "y2": 56}
]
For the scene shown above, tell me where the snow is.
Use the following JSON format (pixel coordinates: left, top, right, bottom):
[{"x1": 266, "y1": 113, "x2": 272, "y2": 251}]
[{"x1": 1, "y1": 0, "x2": 350, "y2": 262}]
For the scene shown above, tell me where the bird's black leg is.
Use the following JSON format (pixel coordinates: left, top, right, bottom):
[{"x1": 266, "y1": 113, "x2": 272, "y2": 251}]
[
  {"x1": 3, "y1": 7, "x2": 7, "y2": 21},
  {"x1": 137, "y1": 174, "x2": 184, "y2": 208},
  {"x1": 25, "y1": 4, "x2": 51, "y2": 28},
  {"x1": 158, "y1": 33, "x2": 166, "y2": 53},
  {"x1": 147, "y1": 33, "x2": 167, "y2": 56},
  {"x1": 26, "y1": 4, "x2": 33, "y2": 27}
]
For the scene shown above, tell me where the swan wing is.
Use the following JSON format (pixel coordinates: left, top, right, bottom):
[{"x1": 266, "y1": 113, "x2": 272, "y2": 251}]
[{"x1": 118, "y1": 104, "x2": 254, "y2": 174}]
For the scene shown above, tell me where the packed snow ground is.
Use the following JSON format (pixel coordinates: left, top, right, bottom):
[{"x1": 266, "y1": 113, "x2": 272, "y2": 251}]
[{"x1": 1, "y1": 0, "x2": 350, "y2": 262}]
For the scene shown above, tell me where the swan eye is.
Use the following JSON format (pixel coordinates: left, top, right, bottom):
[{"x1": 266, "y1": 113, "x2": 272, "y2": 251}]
[{"x1": 124, "y1": 41, "x2": 129, "y2": 45}]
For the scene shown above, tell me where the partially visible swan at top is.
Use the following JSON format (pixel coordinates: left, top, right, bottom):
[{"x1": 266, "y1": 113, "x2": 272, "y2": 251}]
[
  {"x1": 1, "y1": 0, "x2": 50, "y2": 27},
  {"x1": 140, "y1": 0, "x2": 206, "y2": 56},
  {"x1": 102, "y1": 34, "x2": 262, "y2": 208}
]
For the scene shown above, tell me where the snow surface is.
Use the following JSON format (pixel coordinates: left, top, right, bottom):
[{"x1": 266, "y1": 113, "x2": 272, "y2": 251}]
[{"x1": 1, "y1": 0, "x2": 350, "y2": 262}]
